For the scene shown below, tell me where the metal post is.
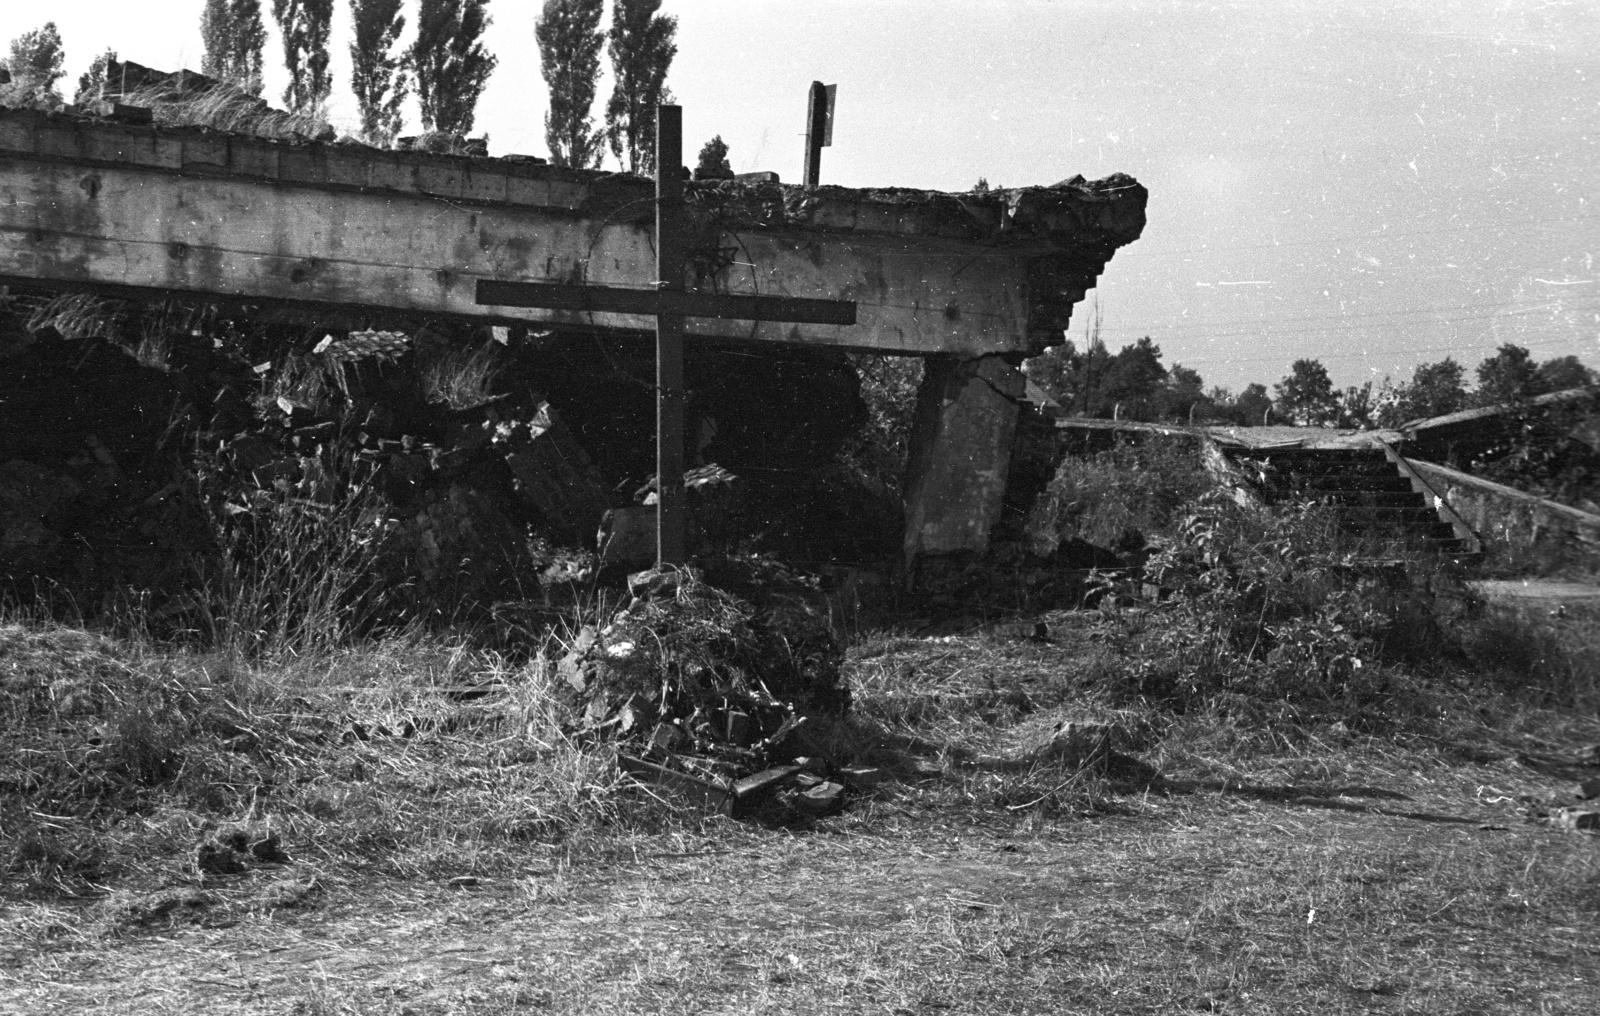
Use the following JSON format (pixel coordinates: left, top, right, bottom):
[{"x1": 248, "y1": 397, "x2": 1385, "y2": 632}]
[
  {"x1": 803, "y1": 81, "x2": 828, "y2": 188},
  {"x1": 655, "y1": 104, "x2": 687, "y2": 566}
]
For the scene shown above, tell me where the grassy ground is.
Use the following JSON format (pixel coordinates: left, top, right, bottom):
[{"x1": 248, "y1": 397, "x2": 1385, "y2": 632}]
[{"x1": 3, "y1": 606, "x2": 1598, "y2": 1015}]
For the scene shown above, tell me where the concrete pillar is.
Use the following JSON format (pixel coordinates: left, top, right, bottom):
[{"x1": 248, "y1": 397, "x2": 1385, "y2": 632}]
[{"x1": 902, "y1": 353, "x2": 1025, "y2": 565}]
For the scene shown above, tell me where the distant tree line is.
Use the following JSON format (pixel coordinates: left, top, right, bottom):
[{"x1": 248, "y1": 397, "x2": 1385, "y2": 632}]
[
  {"x1": 1, "y1": 2, "x2": 683, "y2": 167},
  {"x1": 1027, "y1": 335, "x2": 1597, "y2": 430}
]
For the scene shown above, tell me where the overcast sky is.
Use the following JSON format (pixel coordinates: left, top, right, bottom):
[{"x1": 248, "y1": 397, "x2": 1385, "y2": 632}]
[{"x1": 3, "y1": 0, "x2": 1596, "y2": 393}]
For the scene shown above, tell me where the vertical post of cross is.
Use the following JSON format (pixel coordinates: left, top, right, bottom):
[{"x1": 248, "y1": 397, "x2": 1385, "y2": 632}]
[
  {"x1": 803, "y1": 81, "x2": 831, "y2": 188},
  {"x1": 655, "y1": 104, "x2": 687, "y2": 566}
]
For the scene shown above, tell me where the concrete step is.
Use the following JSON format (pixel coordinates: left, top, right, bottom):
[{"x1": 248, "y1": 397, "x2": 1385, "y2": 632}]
[
  {"x1": 1278, "y1": 490, "x2": 1428, "y2": 509},
  {"x1": 1295, "y1": 474, "x2": 1417, "y2": 492},
  {"x1": 1223, "y1": 443, "x2": 1472, "y2": 552}
]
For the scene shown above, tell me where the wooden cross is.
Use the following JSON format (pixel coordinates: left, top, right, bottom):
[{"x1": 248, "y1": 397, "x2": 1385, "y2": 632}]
[{"x1": 475, "y1": 105, "x2": 857, "y2": 566}]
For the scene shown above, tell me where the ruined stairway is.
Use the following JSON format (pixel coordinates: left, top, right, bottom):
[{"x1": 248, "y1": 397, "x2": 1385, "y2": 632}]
[{"x1": 1224, "y1": 446, "x2": 1470, "y2": 554}]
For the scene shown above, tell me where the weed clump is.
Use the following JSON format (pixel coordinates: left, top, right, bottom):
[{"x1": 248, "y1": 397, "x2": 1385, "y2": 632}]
[
  {"x1": 559, "y1": 559, "x2": 848, "y2": 761},
  {"x1": 1088, "y1": 490, "x2": 1600, "y2": 725},
  {"x1": 1026, "y1": 435, "x2": 1212, "y2": 554},
  {"x1": 1094, "y1": 494, "x2": 1469, "y2": 725}
]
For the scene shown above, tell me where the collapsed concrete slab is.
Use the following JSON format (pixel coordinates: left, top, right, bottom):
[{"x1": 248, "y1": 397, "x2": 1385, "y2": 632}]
[
  {"x1": 0, "y1": 103, "x2": 1146, "y2": 562},
  {"x1": 0, "y1": 107, "x2": 1143, "y2": 357}
]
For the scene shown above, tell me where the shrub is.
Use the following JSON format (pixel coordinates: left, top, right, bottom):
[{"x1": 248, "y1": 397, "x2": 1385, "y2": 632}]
[
  {"x1": 1095, "y1": 489, "x2": 1600, "y2": 722},
  {"x1": 1101, "y1": 493, "x2": 1468, "y2": 724},
  {"x1": 1026, "y1": 435, "x2": 1212, "y2": 553}
]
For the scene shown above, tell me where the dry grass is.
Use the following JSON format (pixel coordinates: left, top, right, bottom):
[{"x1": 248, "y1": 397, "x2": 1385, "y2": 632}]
[
  {"x1": 3, "y1": 587, "x2": 1599, "y2": 1013},
  {"x1": 0, "y1": 628, "x2": 673, "y2": 914},
  {"x1": 121, "y1": 82, "x2": 333, "y2": 141},
  {"x1": 419, "y1": 340, "x2": 507, "y2": 411}
]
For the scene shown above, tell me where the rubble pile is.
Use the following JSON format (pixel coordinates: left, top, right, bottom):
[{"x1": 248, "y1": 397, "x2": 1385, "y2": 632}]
[
  {"x1": 0, "y1": 281, "x2": 900, "y2": 624},
  {"x1": 556, "y1": 559, "x2": 872, "y2": 818}
]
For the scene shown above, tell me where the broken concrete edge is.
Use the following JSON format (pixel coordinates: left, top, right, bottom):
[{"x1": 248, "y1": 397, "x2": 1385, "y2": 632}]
[{"x1": 0, "y1": 105, "x2": 1144, "y2": 251}]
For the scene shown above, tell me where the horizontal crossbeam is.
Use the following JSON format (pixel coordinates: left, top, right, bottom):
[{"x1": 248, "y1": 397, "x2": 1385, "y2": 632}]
[{"x1": 475, "y1": 280, "x2": 857, "y2": 326}]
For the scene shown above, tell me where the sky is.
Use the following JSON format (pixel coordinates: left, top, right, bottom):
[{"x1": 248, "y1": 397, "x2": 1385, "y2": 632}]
[{"x1": 3, "y1": 0, "x2": 1597, "y2": 394}]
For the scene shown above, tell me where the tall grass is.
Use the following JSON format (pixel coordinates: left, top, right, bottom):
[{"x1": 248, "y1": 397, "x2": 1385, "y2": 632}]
[
  {"x1": 419, "y1": 340, "x2": 505, "y2": 410},
  {"x1": 194, "y1": 447, "x2": 398, "y2": 658}
]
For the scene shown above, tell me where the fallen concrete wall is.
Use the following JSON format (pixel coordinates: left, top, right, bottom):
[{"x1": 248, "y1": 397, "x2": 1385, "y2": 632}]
[
  {"x1": 1404, "y1": 457, "x2": 1600, "y2": 576},
  {"x1": 0, "y1": 107, "x2": 1145, "y2": 357}
]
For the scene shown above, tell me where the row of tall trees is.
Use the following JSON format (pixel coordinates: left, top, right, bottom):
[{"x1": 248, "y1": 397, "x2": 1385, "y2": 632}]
[
  {"x1": 5, "y1": 2, "x2": 673, "y2": 162},
  {"x1": 1, "y1": 4, "x2": 491, "y2": 144},
  {"x1": 197, "y1": 0, "x2": 493, "y2": 141},
  {"x1": 1027, "y1": 337, "x2": 1596, "y2": 430},
  {"x1": 1274, "y1": 345, "x2": 1598, "y2": 429},
  {"x1": 535, "y1": 0, "x2": 676, "y2": 172}
]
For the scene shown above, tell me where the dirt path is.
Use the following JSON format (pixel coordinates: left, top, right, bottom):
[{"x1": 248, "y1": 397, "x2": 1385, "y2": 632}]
[{"x1": 7, "y1": 766, "x2": 1598, "y2": 1016}]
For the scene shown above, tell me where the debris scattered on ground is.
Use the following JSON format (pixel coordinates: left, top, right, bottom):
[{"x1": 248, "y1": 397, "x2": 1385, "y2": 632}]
[
  {"x1": 196, "y1": 842, "x2": 247, "y2": 876},
  {"x1": 1546, "y1": 808, "x2": 1600, "y2": 833},
  {"x1": 196, "y1": 828, "x2": 291, "y2": 875},
  {"x1": 557, "y1": 558, "x2": 860, "y2": 819}
]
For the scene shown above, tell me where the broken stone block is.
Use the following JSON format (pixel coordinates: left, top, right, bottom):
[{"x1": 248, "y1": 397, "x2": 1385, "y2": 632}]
[
  {"x1": 196, "y1": 842, "x2": 247, "y2": 876},
  {"x1": 1550, "y1": 808, "x2": 1600, "y2": 832},
  {"x1": 648, "y1": 722, "x2": 685, "y2": 756},
  {"x1": 724, "y1": 710, "x2": 754, "y2": 746},
  {"x1": 839, "y1": 766, "x2": 887, "y2": 789},
  {"x1": 795, "y1": 780, "x2": 847, "y2": 815},
  {"x1": 493, "y1": 402, "x2": 611, "y2": 544},
  {"x1": 627, "y1": 565, "x2": 691, "y2": 602},
  {"x1": 733, "y1": 764, "x2": 804, "y2": 800},
  {"x1": 600, "y1": 506, "x2": 658, "y2": 565}
]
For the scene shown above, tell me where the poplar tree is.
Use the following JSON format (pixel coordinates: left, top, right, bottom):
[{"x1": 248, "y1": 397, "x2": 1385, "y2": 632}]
[
  {"x1": 201, "y1": 0, "x2": 268, "y2": 96},
  {"x1": 604, "y1": 0, "x2": 677, "y2": 175},
  {"x1": 411, "y1": 0, "x2": 498, "y2": 136},
  {"x1": 0, "y1": 22, "x2": 66, "y2": 110},
  {"x1": 349, "y1": 0, "x2": 409, "y2": 144},
  {"x1": 535, "y1": 0, "x2": 605, "y2": 169},
  {"x1": 272, "y1": 0, "x2": 334, "y2": 112}
]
